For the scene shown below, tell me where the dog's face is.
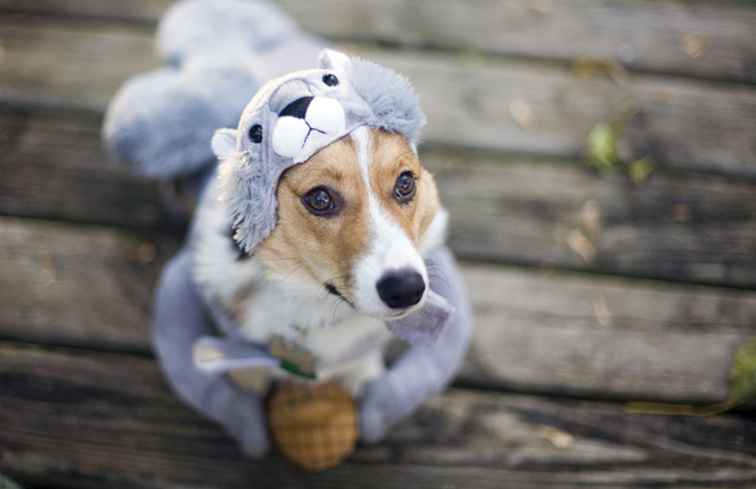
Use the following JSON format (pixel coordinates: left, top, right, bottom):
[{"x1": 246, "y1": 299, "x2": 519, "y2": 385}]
[{"x1": 255, "y1": 127, "x2": 445, "y2": 319}]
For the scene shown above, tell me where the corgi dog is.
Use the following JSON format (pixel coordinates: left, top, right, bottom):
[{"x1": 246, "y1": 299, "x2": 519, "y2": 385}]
[
  {"x1": 192, "y1": 125, "x2": 449, "y2": 394},
  {"x1": 135, "y1": 42, "x2": 471, "y2": 455}
]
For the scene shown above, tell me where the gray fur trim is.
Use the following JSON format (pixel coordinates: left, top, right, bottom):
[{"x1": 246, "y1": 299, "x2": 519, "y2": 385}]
[
  {"x1": 349, "y1": 57, "x2": 427, "y2": 145},
  {"x1": 219, "y1": 150, "x2": 282, "y2": 254}
]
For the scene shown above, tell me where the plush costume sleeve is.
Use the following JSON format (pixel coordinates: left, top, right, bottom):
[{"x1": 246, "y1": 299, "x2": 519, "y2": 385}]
[
  {"x1": 359, "y1": 246, "x2": 473, "y2": 442},
  {"x1": 152, "y1": 249, "x2": 270, "y2": 457}
]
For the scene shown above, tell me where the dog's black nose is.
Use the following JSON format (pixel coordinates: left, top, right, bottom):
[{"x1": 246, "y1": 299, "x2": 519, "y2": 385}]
[
  {"x1": 279, "y1": 96, "x2": 313, "y2": 119},
  {"x1": 376, "y1": 269, "x2": 425, "y2": 309}
]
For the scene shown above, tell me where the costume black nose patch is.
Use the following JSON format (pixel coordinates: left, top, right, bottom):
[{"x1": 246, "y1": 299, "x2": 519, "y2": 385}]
[
  {"x1": 280, "y1": 96, "x2": 314, "y2": 119},
  {"x1": 376, "y1": 269, "x2": 426, "y2": 309}
]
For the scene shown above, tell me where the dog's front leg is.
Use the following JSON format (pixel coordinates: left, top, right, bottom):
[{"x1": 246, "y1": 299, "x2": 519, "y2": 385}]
[
  {"x1": 153, "y1": 250, "x2": 270, "y2": 457},
  {"x1": 359, "y1": 247, "x2": 472, "y2": 442}
]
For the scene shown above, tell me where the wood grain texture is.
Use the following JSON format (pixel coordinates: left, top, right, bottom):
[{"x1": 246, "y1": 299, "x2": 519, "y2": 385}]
[
  {"x1": 2, "y1": 216, "x2": 754, "y2": 402},
  {"x1": 2, "y1": 342, "x2": 755, "y2": 489},
  {"x1": 0, "y1": 105, "x2": 176, "y2": 228},
  {"x1": 0, "y1": 16, "x2": 159, "y2": 110},
  {"x1": 461, "y1": 263, "x2": 756, "y2": 403},
  {"x1": 0, "y1": 0, "x2": 172, "y2": 23},
  {"x1": 2, "y1": 0, "x2": 755, "y2": 83},
  {"x1": 276, "y1": 0, "x2": 756, "y2": 83},
  {"x1": 426, "y1": 149, "x2": 756, "y2": 288},
  {"x1": 1, "y1": 18, "x2": 755, "y2": 177},
  {"x1": 0, "y1": 217, "x2": 173, "y2": 350},
  {"x1": 359, "y1": 47, "x2": 756, "y2": 178}
]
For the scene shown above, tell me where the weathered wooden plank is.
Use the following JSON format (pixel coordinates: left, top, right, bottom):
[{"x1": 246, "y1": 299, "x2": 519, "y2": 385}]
[
  {"x1": 362, "y1": 47, "x2": 756, "y2": 178},
  {"x1": 0, "y1": 217, "x2": 172, "y2": 350},
  {"x1": 427, "y1": 149, "x2": 756, "y2": 288},
  {"x1": 0, "y1": 17, "x2": 158, "y2": 110},
  {"x1": 2, "y1": 216, "x2": 754, "y2": 403},
  {"x1": 2, "y1": 342, "x2": 755, "y2": 489},
  {"x1": 0, "y1": 0, "x2": 172, "y2": 24},
  {"x1": 4, "y1": 104, "x2": 756, "y2": 287},
  {"x1": 0, "y1": 105, "x2": 176, "y2": 228},
  {"x1": 460, "y1": 263, "x2": 755, "y2": 403},
  {"x1": 1, "y1": 18, "x2": 755, "y2": 177},
  {"x1": 282, "y1": 0, "x2": 756, "y2": 84},
  {"x1": 3, "y1": 0, "x2": 755, "y2": 84}
]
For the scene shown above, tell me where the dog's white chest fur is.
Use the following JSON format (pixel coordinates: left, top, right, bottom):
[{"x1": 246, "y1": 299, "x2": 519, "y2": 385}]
[
  {"x1": 190, "y1": 180, "x2": 390, "y2": 392},
  {"x1": 232, "y1": 282, "x2": 390, "y2": 371}
]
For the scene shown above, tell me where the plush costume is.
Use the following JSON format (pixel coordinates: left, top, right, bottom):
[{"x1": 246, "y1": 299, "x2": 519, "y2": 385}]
[{"x1": 104, "y1": 0, "x2": 472, "y2": 468}]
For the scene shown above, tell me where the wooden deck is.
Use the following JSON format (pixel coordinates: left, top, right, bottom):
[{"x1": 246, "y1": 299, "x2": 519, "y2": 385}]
[{"x1": 1, "y1": 1, "x2": 755, "y2": 487}]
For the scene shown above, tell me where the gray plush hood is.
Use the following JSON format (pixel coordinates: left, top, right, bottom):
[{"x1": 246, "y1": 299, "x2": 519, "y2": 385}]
[{"x1": 211, "y1": 49, "x2": 426, "y2": 254}]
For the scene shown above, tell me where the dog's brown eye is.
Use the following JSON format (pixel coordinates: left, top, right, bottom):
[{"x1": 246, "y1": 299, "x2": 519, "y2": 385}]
[
  {"x1": 394, "y1": 171, "x2": 416, "y2": 204},
  {"x1": 303, "y1": 186, "x2": 342, "y2": 217}
]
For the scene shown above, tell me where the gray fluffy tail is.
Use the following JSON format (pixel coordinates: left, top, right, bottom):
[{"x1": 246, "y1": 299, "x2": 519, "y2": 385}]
[{"x1": 102, "y1": 0, "x2": 323, "y2": 179}]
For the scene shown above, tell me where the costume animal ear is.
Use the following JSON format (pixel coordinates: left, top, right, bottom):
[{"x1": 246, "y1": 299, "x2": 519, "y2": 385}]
[
  {"x1": 217, "y1": 124, "x2": 278, "y2": 255},
  {"x1": 212, "y1": 128, "x2": 238, "y2": 160},
  {"x1": 318, "y1": 49, "x2": 351, "y2": 72}
]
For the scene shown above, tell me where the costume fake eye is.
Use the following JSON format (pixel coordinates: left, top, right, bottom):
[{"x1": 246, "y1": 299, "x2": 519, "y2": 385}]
[
  {"x1": 322, "y1": 73, "x2": 339, "y2": 87},
  {"x1": 393, "y1": 171, "x2": 417, "y2": 204},
  {"x1": 302, "y1": 186, "x2": 342, "y2": 217},
  {"x1": 248, "y1": 124, "x2": 263, "y2": 143}
]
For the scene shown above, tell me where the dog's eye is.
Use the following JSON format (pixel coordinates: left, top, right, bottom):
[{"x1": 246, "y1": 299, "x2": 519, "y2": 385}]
[
  {"x1": 248, "y1": 124, "x2": 263, "y2": 143},
  {"x1": 303, "y1": 186, "x2": 342, "y2": 217},
  {"x1": 322, "y1": 73, "x2": 339, "y2": 87},
  {"x1": 394, "y1": 171, "x2": 416, "y2": 204}
]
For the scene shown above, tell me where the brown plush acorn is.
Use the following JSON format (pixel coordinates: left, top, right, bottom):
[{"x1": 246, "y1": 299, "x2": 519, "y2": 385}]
[{"x1": 268, "y1": 382, "x2": 358, "y2": 471}]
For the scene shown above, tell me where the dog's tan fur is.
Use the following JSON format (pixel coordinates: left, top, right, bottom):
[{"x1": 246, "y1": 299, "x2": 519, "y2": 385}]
[
  {"x1": 257, "y1": 128, "x2": 440, "y2": 302},
  {"x1": 370, "y1": 129, "x2": 441, "y2": 245}
]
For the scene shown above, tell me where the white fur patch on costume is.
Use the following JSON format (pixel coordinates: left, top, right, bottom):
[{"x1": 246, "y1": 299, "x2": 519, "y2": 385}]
[{"x1": 271, "y1": 96, "x2": 346, "y2": 161}]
